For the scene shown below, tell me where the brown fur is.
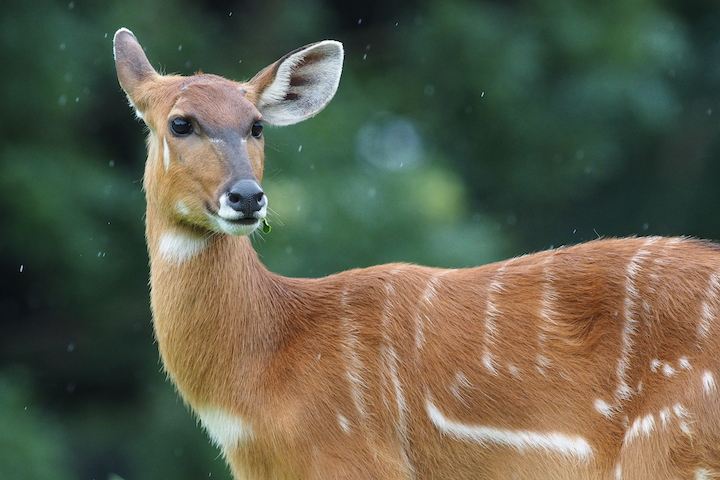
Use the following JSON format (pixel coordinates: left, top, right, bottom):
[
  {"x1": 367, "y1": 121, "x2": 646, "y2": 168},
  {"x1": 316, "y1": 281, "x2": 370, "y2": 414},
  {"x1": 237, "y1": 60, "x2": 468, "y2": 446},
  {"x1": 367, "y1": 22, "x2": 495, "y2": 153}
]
[{"x1": 114, "y1": 28, "x2": 720, "y2": 479}]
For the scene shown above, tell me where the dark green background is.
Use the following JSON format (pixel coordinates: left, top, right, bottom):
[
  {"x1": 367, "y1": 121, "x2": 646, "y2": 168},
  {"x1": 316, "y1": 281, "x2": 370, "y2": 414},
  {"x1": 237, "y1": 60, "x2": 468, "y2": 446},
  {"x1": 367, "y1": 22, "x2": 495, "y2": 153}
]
[{"x1": 2, "y1": 0, "x2": 720, "y2": 478}]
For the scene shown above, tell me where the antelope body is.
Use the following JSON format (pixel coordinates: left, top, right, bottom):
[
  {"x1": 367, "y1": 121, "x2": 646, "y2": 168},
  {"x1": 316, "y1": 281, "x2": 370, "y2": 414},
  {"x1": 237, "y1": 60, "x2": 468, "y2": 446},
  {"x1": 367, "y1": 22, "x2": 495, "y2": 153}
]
[{"x1": 114, "y1": 28, "x2": 720, "y2": 479}]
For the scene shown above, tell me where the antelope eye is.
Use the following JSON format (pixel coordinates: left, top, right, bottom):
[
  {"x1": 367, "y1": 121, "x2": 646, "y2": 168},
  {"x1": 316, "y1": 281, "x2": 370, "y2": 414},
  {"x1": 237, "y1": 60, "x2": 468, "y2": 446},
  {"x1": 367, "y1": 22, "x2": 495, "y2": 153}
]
[
  {"x1": 170, "y1": 117, "x2": 193, "y2": 136},
  {"x1": 251, "y1": 121, "x2": 263, "y2": 138}
]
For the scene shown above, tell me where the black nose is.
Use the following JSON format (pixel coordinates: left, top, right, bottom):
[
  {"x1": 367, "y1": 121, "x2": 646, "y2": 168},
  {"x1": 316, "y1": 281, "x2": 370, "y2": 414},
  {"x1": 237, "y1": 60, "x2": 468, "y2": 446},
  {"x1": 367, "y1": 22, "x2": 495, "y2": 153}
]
[{"x1": 226, "y1": 179, "x2": 266, "y2": 216}]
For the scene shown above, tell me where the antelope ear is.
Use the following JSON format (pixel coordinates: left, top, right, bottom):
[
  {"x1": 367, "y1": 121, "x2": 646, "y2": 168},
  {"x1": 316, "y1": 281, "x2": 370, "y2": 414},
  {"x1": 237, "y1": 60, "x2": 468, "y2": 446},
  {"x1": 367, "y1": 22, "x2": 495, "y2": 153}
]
[
  {"x1": 113, "y1": 28, "x2": 158, "y2": 108},
  {"x1": 250, "y1": 41, "x2": 344, "y2": 126}
]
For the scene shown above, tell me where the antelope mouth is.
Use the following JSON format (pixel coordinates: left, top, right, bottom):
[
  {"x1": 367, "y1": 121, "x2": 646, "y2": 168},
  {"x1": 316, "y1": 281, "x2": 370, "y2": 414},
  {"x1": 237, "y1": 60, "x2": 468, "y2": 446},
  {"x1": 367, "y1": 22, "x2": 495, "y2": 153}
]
[
  {"x1": 225, "y1": 217, "x2": 259, "y2": 226},
  {"x1": 207, "y1": 208, "x2": 263, "y2": 236}
]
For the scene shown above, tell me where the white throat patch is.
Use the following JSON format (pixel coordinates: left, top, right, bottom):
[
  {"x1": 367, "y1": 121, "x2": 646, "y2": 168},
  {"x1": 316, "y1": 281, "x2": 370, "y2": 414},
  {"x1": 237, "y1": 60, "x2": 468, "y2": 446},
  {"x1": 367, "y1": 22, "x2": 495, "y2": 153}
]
[
  {"x1": 197, "y1": 407, "x2": 254, "y2": 450},
  {"x1": 158, "y1": 230, "x2": 207, "y2": 264}
]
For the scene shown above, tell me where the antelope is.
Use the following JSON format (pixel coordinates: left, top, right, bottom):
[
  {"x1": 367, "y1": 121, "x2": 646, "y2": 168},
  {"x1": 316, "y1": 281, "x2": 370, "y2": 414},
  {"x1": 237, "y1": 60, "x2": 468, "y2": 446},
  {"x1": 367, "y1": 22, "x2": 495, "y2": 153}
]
[{"x1": 113, "y1": 27, "x2": 720, "y2": 479}]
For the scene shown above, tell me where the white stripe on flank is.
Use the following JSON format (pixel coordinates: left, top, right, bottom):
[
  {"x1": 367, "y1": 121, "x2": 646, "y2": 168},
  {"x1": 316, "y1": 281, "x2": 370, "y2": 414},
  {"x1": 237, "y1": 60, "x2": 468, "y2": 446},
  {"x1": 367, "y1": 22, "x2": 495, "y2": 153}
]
[
  {"x1": 615, "y1": 238, "x2": 658, "y2": 403},
  {"x1": 340, "y1": 291, "x2": 368, "y2": 422},
  {"x1": 426, "y1": 399, "x2": 593, "y2": 461},
  {"x1": 158, "y1": 230, "x2": 207, "y2": 264},
  {"x1": 337, "y1": 414, "x2": 351, "y2": 434},
  {"x1": 538, "y1": 252, "x2": 559, "y2": 356},
  {"x1": 702, "y1": 371, "x2": 716, "y2": 395},
  {"x1": 698, "y1": 268, "x2": 720, "y2": 340},
  {"x1": 482, "y1": 352, "x2": 498, "y2": 375},
  {"x1": 382, "y1": 275, "x2": 415, "y2": 477},
  {"x1": 483, "y1": 265, "x2": 507, "y2": 375},
  {"x1": 414, "y1": 271, "x2": 448, "y2": 350},
  {"x1": 450, "y1": 372, "x2": 474, "y2": 407}
]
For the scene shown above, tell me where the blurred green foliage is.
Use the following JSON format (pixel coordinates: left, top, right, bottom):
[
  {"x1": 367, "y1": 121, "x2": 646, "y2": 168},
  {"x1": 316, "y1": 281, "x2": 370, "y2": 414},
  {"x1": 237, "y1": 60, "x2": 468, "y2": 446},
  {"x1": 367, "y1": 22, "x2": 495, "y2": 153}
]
[{"x1": 1, "y1": 0, "x2": 720, "y2": 478}]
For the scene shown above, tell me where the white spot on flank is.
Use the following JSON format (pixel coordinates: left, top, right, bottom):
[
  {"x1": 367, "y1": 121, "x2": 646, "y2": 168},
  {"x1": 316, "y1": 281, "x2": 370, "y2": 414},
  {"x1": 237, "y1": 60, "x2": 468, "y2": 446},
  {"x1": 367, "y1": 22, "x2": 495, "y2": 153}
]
[
  {"x1": 197, "y1": 407, "x2": 253, "y2": 449},
  {"x1": 615, "y1": 463, "x2": 623, "y2": 479},
  {"x1": 702, "y1": 371, "x2": 716, "y2": 394},
  {"x1": 594, "y1": 399, "x2": 616, "y2": 418},
  {"x1": 508, "y1": 364, "x2": 521, "y2": 378},
  {"x1": 673, "y1": 404, "x2": 693, "y2": 437},
  {"x1": 536, "y1": 354, "x2": 552, "y2": 376},
  {"x1": 426, "y1": 399, "x2": 593, "y2": 461},
  {"x1": 650, "y1": 359, "x2": 662, "y2": 372},
  {"x1": 662, "y1": 364, "x2": 677, "y2": 377},
  {"x1": 626, "y1": 404, "x2": 694, "y2": 444},
  {"x1": 659, "y1": 408, "x2": 671, "y2": 427},
  {"x1": 337, "y1": 414, "x2": 350, "y2": 434},
  {"x1": 624, "y1": 414, "x2": 655, "y2": 443},
  {"x1": 679, "y1": 357, "x2": 692, "y2": 370},
  {"x1": 673, "y1": 404, "x2": 689, "y2": 418},
  {"x1": 158, "y1": 230, "x2": 207, "y2": 264},
  {"x1": 696, "y1": 468, "x2": 714, "y2": 480},
  {"x1": 163, "y1": 136, "x2": 170, "y2": 171},
  {"x1": 482, "y1": 352, "x2": 498, "y2": 375}
]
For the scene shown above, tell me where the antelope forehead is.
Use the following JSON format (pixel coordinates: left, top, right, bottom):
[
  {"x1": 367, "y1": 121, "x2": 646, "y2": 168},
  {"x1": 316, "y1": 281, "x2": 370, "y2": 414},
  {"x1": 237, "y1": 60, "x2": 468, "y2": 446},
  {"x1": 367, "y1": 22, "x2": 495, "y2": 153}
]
[{"x1": 176, "y1": 79, "x2": 260, "y2": 126}]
